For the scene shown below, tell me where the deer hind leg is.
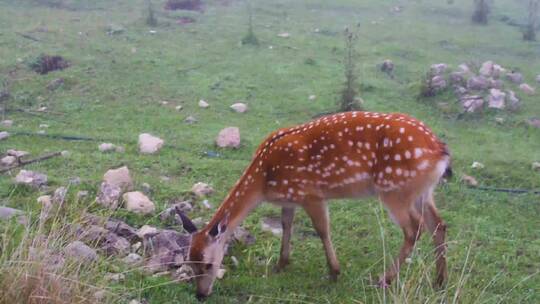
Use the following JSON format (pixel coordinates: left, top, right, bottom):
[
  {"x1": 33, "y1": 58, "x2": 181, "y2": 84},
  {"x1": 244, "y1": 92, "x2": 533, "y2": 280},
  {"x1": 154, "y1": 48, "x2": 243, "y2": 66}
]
[
  {"x1": 302, "y1": 201, "x2": 340, "y2": 281},
  {"x1": 276, "y1": 207, "x2": 296, "y2": 271},
  {"x1": 414, "y1": 192, "x2": 448, "y2": 287},
  {"x1": 379, "y1": 193, "x2": 423, "y2": 287}
]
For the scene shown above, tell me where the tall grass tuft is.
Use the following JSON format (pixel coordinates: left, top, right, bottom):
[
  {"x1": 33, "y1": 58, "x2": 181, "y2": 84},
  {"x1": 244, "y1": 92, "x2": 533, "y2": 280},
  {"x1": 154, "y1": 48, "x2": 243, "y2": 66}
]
[
  {"x1": 472, "y1": 0, "x2": 490, "y2": 25},
  {"x1": 523, "y1": 0, "x2": 539, "y2": 41},
  {"x1": 338, "y1": 27, "x2": 363, "y2": 112}
]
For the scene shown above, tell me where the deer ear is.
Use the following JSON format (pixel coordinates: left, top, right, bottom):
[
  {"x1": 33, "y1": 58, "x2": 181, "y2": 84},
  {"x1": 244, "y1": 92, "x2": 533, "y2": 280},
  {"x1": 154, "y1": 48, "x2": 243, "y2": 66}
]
[
  {"x1": 208, "y1": 214, "x2": 229, "y2": 238},
  {"x1": 175, "y1": 207, "x2": 198, "y2": 234}
]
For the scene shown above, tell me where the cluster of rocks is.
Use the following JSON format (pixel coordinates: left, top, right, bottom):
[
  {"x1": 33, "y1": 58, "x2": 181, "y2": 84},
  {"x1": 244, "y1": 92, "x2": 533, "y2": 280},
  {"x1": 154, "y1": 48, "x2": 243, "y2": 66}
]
[{"x1": 422, "y1": 61, "x2": 536, "y2": 113}]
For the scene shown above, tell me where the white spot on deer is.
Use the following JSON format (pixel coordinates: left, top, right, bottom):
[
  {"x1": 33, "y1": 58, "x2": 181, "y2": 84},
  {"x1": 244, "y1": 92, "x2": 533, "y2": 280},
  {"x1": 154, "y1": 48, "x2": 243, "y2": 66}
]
[
  {"x1": 385, "y1": 166, "x2": 392, "y2": 174},
  {"x1": 394, "y1": 154, "x2": 401, "y2": 161},
  {"x1": 399, "y1": 127, "x2": 405, "y2": 134},
  {"x1": 414, "y1": 148, "x2": 423, "y2": 158},
  {"x1": 404, "y1": 150, "x2": 412, "y2": 159}
]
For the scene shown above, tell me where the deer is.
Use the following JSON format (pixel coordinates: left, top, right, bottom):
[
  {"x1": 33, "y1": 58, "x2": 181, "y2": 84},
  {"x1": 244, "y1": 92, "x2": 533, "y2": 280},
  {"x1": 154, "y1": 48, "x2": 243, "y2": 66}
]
[{"x1": 179, "y1": 111, "x2": 450, "y2": 300}]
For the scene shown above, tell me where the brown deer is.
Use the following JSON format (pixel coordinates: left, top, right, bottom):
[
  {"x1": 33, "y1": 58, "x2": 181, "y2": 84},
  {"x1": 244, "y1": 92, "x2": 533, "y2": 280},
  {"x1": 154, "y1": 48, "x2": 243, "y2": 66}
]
[{"x1": 180, "y1": 111, "x2": 450, "y2": 299}]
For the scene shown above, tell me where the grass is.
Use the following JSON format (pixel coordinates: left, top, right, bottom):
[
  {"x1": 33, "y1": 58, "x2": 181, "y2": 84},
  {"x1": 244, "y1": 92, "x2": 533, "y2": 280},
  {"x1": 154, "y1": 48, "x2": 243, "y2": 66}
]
[{"x1": 0, "y1": 0, "x2": 539, "y2": 303}]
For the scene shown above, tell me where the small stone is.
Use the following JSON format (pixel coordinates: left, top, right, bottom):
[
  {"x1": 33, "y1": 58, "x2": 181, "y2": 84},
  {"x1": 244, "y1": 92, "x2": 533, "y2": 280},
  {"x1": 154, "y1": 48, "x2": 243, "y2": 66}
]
[
  {"x1": 467, "y1": 76, "x2": 490, "y2": 90},
  {"x1": 105, "y1": 273, "x2": 125, "y2": 282},
  {"x1": 0, "y1": 131, "x2": 9, "y2": 141},
  {"x1": 536, "y1": 75, "x2": 540, "y2": 84},
  {"x1": 47, "y1": 78, "x2": 64, "y2": 90},
  {"x1": 380, "y1": 59, "x2": 394, "y2": 74},
  {"x1": 136, "y1": 225, "x2": 159, "y2": 239},
  {"x1": 37, "y1": 195, "x2": 52, "y2": 206},
  {"x1": 123, "y1": 253, "x2": 143, "y2": 265},
  {"x1": 77, "y1": 191, "x2": 89, "y2": 199},
  {"x1": 93, "y1": 290, "x2": 106, "y2": 301},
  {"x1": 506, "y1": 71, "x2": 523, "y2": 84},
  {"x1": 495, "y1": 117, "x2": 505, "y2": 124},
  {"x1": 141, "y1": 182, "x2": 152, "y2": 195},
  {"x1": 132, "y1": 242, "x2": 142, "y2": 252},
  {"x1": 184, "y1": 116, "x2": 198, "y2": 124},
  {"x1": 1, "y1": 120, "x2": 13, "y2": 127},
  {"x1": 101, "y1": 234, "x2": 130, "y2": 256},
  {"x1": 231, "y1": 256, "x2": 239, "y2": 268},
  {"x1": 96, "y1": 182, "x2": 122, "y2": 209},
  {"x1": 430, "y1": 63, "x2": 448, "y2": 76},
  {"x1": 216, "y1": 127, "x2": 241, "y2": 148},
  {"x1": 174, "y1": 264, "x2": 194, "y2": 282},
  {"x1": 461, "y1": 174, "x2": 478, "y2": 187},
  {"x1": 103, "y1": 166, "x2": 133, "y2": 191},
  {"x1": 160, "y1": 101, "x2": 169, "y2": 106},
  {"x1": 53, "y1": 187, "x2": 67, "y2": 204},
  {"x1": 175, "y1": 105, "x2": 183, "y2": 111},
  {"x1": 61, "y1": 150, "x2": 71, "y2": 157},
  {"x1": 471, "y1": 162, "x2": 485, "y2": 169},
  {"x1": 519, "y1": 83, "x2": 535, "y2": 95},
  {"x1": 15, "y1": 170, "x2": 47, "y2": 188},
  {"x1": 98, "y1": 143, "x2": 115, "y2": 152},
  {"x1": 216, "y1": 268, "x2": 226, "y2": 279},
  {"x1": 202, "y1": 199, "x2": 212, "y2": 209},
  {"x1": 152, "y1": 271, "x2": 171, "y2": 278},
  {"x1": 430, "y1": 75, "x2": 447, "y2": 92},
  {"x1": 64, "y1": 241, "x2": 97, "y2": 262},
  {"x1": 526, "y1": 118, "x2": 540, "y2": 128},
  {"x1": 37, "y1": 130, "x2": 46, "y2": 135},
  {"x1": 138, "y1": 133, "x2": 164, "y2": 154},
  {"x1": 277, "y1": 32, "x2": 290, "y2": 38},
  {"x1": 489, "y1": 79, "x2": 503, "y2": 90},
  {"x1": 230, "y1": 103, "x2": 248, "y2": 113},
  {"x1": 1, "y1": 155, "x2": 16, "y2": 166},
  {"x1": 7, "y1": 149, "x2": 29, "y2": 158},
  {"x1": 460, "y1": 95, "x2": 484, "y2": 113},
  {"x1": 232, "y1": 226, "x2": 256, "y2": 246},
  {"x1": 532, "y1": 162, "x2": 540, "y2": 171},
  {"x1": 488, "y1": 89, "x2": 506, "y2": 109},
  {"x1": 39, "y1": 124, "x2": 49, "y2": 129},
  {"x1": 123, "y1": 191, "x2": 155, "y2": 214},
  {"x1": 506, "y1": 90, "x2": 521, "y2": 111},
  {"x1": 492, "y1": 64, "x2": 505, "y2": 78},
  {"x1": 479, "y1": 61, "x2": 494, "y2": 77},
  {"x1": 261, "y1": 217, "x2": 282, "y2": 237},
  {"x1": 192, "y1": 182, "x2": 214, "y2": 197},
  {"x1": 198, "y1": 99, "x2": 209, "y2": 108},
  {"x1": 0, "y1": 206, "x2": 23, "y2": 221},
  {"x1": 308, "y1": 95, "x2": 317, "y2": 101},
  {"x1": 449, "y1": 72, "x2": 466, "y2": 86},
  {"x1": 458, "y1": 63, "x2": 471, "y2": 74}
]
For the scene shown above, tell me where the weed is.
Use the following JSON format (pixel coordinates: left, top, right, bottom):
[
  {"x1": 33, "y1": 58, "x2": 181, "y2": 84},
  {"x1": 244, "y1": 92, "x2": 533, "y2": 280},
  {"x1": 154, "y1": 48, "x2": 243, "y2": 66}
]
[{"x1": 338, "y1": 27, "x2": 363, "y2": 112}]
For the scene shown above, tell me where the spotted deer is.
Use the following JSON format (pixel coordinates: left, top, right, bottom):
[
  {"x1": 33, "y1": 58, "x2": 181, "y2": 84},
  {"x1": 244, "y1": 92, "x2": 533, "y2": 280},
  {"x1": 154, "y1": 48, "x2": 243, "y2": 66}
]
[{"x1": 180, "y1": 111, "x2": 450, "y2": 299}]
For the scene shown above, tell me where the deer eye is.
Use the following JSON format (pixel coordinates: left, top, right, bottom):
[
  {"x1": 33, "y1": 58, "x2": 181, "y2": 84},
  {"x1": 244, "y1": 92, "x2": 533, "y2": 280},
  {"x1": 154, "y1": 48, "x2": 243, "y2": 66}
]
[{"x1": 205, "y1": 263, "x2": 213, "y2": 270}]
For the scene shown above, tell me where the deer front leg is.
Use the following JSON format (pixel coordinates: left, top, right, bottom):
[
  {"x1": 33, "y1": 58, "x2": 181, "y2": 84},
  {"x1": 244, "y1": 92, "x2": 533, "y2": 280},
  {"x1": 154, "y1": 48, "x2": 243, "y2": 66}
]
[
  {"x1": 276, "y1": 207, "x2": 295, "y2": 271},
  {"x1": 303, "y1": 201, "x2": 340, "y2": 281}
]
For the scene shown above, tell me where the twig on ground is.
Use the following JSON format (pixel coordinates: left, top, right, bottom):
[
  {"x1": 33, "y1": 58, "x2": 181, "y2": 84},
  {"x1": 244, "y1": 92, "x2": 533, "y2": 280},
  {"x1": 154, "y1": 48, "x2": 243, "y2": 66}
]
[{"x1": 0, "y1": 151, "x2": 62, "y2": 173}]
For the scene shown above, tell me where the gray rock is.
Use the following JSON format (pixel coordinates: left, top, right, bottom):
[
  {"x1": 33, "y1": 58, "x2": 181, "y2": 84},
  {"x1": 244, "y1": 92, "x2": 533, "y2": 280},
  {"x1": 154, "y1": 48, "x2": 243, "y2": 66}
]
[
  {"x1": 96, "y1": 182, "x2": 122, "y2": 209},
  {"x1": 230, "y1": 103, "x2": 248, "y2": 113},
  {"x1": 489, "y1": 79, "x2": 503, "y2": 89},
  {"x1": 138, "y1": 133, "x2": 164, "y2": 154},
  {"x1": 105, "y1": 273, "x2": 125, "y2": 282},
  {"x1": 216, "y1": 127, "x2": 241, "y2": 148},
  {"x1": 184, "y1": 116, "x2": 198, "y2": 124},
  {"x1": 144, "y1": 230, "x2": 191, "y2": 273},
  {"x1": 47, "y1": 78, "x2": 64, "y2": 91},
  {"x1": 0, "y1": 131, "x2": 10, "y2": 141},
  {"x1": 449, "y1": 72, "x2": 466, "y2": 86},
  {"x1": 53, "y1": 187, "x2": 68, "y2": 204},
  {"x1": 105, "y1": 218, "x2": 138, "y2": 241},
  {"x1": 106, "y1": 24, "x2": 125, "y2": 35},
  {"x1": 103, "y1": 166, "x2": 133, "y2": 191},
  {"x1": 458, "y1": 63, "x2": 471, "y2": 74},
  {"x1": 536, "y1": 75, "x2": 540, "y2": 84},
  {"x1": 430, "y1": 63, "x2": 448, "y2": 76},
  {"x1": 519, "y1": 83, "x2": 535, "y2": 95},
  {"x1": 261, "y1": 217, "x2": 282, "y2": 237},
  {"x1": 460, "y1": 95, "x2": 484, "y2": 113},
  {"x1": 192, "y1": 182, "x2": 214, "y2": 197},
  {"x1": 527, "y1": 118, "x2": 540, "y2": 128},
  {"x1": 64, "y1": 241, "x2": 97, "y2": 262},
  {"x1": 1, "y1": 120, "x2": 13, "y2": 128},
  {"x1": 123, "y1": 191, "x2": 155, "y2": 214},
  {"x1": 506, "y1": 71, "x2": 523, "y2": 84},
  {"x1": 492, "y1": 64, "x2": 505, "y2": 78},
  {"x1": 77, "y1": 190, "x2": 89, "y2": 200},
  {"x1": 137, "y1": 225, "x2": 159, "y2": 239},
  {"x1": 430, "y1": 75, "x2": 447, "y2": 92},
  {"x1": 7, "y1": 149, "x2": 29, "y2": 158},
  {"x1": 141, "y1": 182, "x2": 152, "y2": 195},
  {"x1": 532, "y1": 162, "x2": 540, "y2": 172},
  {"x1": 98, "y1": 143, "x2": 116, "y2": 152},
  {"x1": 160, "y1": 201, "x2": 193, "y2": 224},
  {"x1": 173, "y1": 264, "x2": 194, "y2": 282},
  {"x1": 467, "y1": 76, "x2": 490, "y2": 90},
  {"x1": 1, "y1": 155, "x2": 16, "y2": 166},
  {"x1": 15, "y1": 170, "x2": 47, "y2": 188},
  {"x1": 198, "y1": 99, "x2": 210, "y2": 108},
  {"x1": 101, "y1": 233, "x2": 130, "y2": 256},
  {"x1": 380, "y1": 59, "x2": 394, "y2": 74},
  {"x1": 231, "y1": 226, "x2": 256, "y2": 246},
  {"x1": 479, "y1": 61, "x2": 493, "y2": 77},
  {"x1": 506, "y1": 90, "x2": 521, "y2": 111},
  {"x1": 123, "y1": 253, "x2": 143, "y2": 265},
  {"x1": 488, "y1": 89, "x2": 506, "y2": 109},
  {"x1": 0, "y1": 206, "x2": 23, "y2": 221}
]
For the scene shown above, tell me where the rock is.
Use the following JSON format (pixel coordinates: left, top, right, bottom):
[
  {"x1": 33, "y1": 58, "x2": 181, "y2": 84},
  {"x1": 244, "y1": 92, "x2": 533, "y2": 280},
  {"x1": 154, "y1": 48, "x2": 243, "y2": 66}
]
[
  {"x1": 53, "y1": 187, "x2": 67, "y2": 204},
  {"x1": 506, "y1": 71, "x2": 523, "y2": 84},
  {"x1": 231, "y1": 256, "x2": 239, "y2": 268},
  {"x1": 160, "y1": 201, "x2": 193, "y2": 224},
  {"x1": 175, "y1": 105, "x2": 183, "y2": 111},
  {"x1": 105, "y1": 273, "x2": 125, "y2": 282},
  {"x1": 106, "y1": 24, "x2": 125, "y2": 35},
  {"x1": 198, "y1": 99, "x2": 209, "y2": 108},
  {"x1": 174, "y1": 264, "x2": 194, "y2": 282},
  {"x1": 216, "y1": 127, "x2": 241, "y2": 148},
  {"x1": 1, "y1": 120, "x2": 13, "y2": 127},
  {"x1": 495, "y1": 117, "x2": 505, "y2": 124},
  {"x1": 519, "y1": 83, "x2": 535, "y2": 95},
  {"x1": 145, "y1": 230, "x2": 191, "y2": 273},
  {"x1": 471, "y1": 162, "x2": 485, "y2": 169},
  {"x1": 47, "y1": 78, "x2": 64, "y2": 90},
  {"x1": 7, "y1": 149, "x2": 29, "y2": 158},
  {"x1": 449, "y1": 72, "x2": 466, "y2": 86},
  {"x1": 526, "y1": 118, "x2": 540, "y2": 128},
  {"x1": 0, "y1": 131, "x2": 9, "y2": 141},
  {"x1": 308, "y1": 95, "x2": 317, "y2": 101},
  {"x1": 184, "y1": 115, "x2": 198, "y2": 124},
  {"x1": 430, "y1": 75, "x2": 447, "y2": 92},
  {"x1": 141, "y1": 182, "x2": 152, "y2": 195},
  {"x1": 461, "y1": 175, "x2": 478, "y2": 187},
  {"x1": 137, "y1": 225, "x2": 159, "y2": 239},
  {"x1": 277, "y1": 32, "x2": 290, "y2": 38},
  {"x1": 531, "y1": 162, "x2": 540, "y2": 171},
  {"x1": 458, "y1": 63, "x2": 471, "y2": 74},
  {"x1": 1, "y1": 155, "x2": 16, "y2": 166},
  {"x1": 96, "y1": 182, "x2": 122, "y2": 209},
  {"x1": 37, "y1": 195, "x2": 52, "y2": 206},
  {"x1": 536, "y1": 75, "x2": 540, "y2": 83},
  {"x1": 39, "y1": 124, "x2": 49, "y2": 129},
  {"x1": 202, "y1": 199, "x2": 213, "y2": 209},
  {"x1": 216, "y1": 268, "x2": 226, "y2": 279},
  {"x1": 380, "y1": 59, "x2": 394, "y2": 74},
  {"x1": 230, "y1": 103, "x2": 248, "y2": 113},
  {"x1": 231, "y1": 226, "x2": 256, "y2": 246},
  {"x1": 64, "y1": 241, "x2": 98, "y2": 262},
  {"x1": 123, "y1": 191, "x2": 155, "y2": 214},
  {"x1": 61, "y1": 150, "x2": 70, "y2": 157},
  {"x1": 192, "y1": 182, "x2": 214, "y2": 197},
  {"x1": 506, "y1": 90, "x2": 521, "y2": 111},
  {"x1": 489, "y1": 79, "x2": 503, "y2": 90},
  {"x1": 467, "y1": 76, "x2": 490, "y2": 90},
  {"x1": 103, "y1": 166, "x2": 133, "y2": 191},
  {"x1": 261, "y1": 217, "x2": 282, "y2": 237},
  {"x1": 101, "y1": 234, "x2": 130, "y2": 256},
  {"x1": 454, "y1": 86, "x2": 468, "y2": 96},
  {"x1": 479, "y1": 61, "x2": 493, "y2": 77},
  {"x1": 15, "y1": 170, "x2": 47, "y2": 188},
  {"x1": 93, "y1": 290, "x2": 106, "y2": 301},
  {"x1": 492, "y1": 64, "x2": 505, "y2": 78},
  {"x1": 138, "y1": 133, "x2": 164, "y2": 154},
  {"x1": 79, "y1": 225, "x2": 109, "y2": 244},
  {"x1": 0, "y1": 206, "x2": 23, "y2": 221},
  {"x1": 488, "y1": 89, "x2": 506, "y2": 109},
  {"x1": 460, "y1": 95, "x2": 484, "y2": 113},
  {"x1": 123, "y1": 253, "x2": 143, "y2": 265},
  {"x1": 105, "y1": 219, "x2": 138, "y2": 241},
  {"x1": 98, "y1": 143, "x2": 116, "y2": 152},
  {"x1": 430, "y1": 63, "x2": 448, "y2": 75}
]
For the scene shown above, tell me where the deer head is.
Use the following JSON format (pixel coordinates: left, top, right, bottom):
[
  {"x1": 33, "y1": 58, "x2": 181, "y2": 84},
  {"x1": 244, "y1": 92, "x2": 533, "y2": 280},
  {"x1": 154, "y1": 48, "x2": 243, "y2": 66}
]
[{"x1": 177, "y1": 208, "x2": 229, "y2": 300}]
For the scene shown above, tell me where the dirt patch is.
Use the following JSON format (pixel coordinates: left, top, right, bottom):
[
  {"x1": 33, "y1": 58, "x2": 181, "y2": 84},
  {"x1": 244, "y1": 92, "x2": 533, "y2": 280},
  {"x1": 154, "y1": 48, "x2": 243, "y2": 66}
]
[
  {"x1": 29, "y1": 55, "x2": 70, "y2": 75},
  {"x1": 164, "y1": 0, "x2": 203, "y2": 12},
  {"x1": 176, "y1": 16, "x2": 196, "y2": 25}
]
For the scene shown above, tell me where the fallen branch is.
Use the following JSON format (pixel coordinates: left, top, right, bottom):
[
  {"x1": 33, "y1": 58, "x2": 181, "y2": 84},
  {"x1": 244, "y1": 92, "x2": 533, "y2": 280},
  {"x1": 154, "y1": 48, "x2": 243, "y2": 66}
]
[
  {"x1": 0, "y1": 151, "x2": 62, "y2": 173},
  {"x1": 469, "y1": 185, "x2": 540, "y2": 195},
  {"x1": 14, "y1": 31, "x2": 41, "y2": 42}
]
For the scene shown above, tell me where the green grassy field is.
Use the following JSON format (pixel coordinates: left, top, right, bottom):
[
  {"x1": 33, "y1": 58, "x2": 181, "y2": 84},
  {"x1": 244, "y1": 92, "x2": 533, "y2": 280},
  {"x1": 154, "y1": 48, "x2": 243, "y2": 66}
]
[{"x1": 0, "y1": 0, "x2": 539, "y2": 303}]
